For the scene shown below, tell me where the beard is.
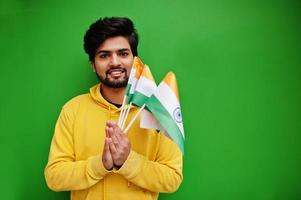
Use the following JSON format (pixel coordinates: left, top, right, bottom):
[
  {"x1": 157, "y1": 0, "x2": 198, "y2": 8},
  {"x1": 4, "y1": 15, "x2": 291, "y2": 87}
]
[{"x1": 96, "y1": 68, "x2": 128, "y2": 88}]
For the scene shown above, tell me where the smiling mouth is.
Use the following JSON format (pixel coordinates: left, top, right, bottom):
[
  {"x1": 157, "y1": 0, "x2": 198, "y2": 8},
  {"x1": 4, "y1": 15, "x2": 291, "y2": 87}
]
[{"x1": 106, "y1": 68, "x2": 126, "y2": 78}]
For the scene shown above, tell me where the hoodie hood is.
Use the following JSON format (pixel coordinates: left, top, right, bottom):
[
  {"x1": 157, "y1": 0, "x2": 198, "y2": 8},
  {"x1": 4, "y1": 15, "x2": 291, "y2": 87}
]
[{"x1": 89, "y1": 83, "x2": 121, "y2": 113}]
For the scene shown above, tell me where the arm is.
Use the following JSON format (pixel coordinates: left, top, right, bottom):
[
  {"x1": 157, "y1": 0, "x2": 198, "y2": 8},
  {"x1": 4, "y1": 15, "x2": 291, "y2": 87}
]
[{"x1": 44, "y1": 107, "x2": 110, "y2": 191}]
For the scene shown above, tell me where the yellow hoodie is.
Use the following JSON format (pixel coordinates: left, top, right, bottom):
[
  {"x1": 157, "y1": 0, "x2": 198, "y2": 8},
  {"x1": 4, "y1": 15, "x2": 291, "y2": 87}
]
[{"x1": 45, "y1": 84, "x2": 183, "y2": 200}]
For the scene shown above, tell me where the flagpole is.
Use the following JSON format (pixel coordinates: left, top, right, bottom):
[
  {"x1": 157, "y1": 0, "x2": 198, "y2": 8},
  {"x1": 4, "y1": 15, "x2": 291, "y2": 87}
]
[
  {"x1": 121, "y1": 102, "x2": 132, "y2": 129},
  {"x1": 118, "y1": 96, "x2": 127, "y2": 127},
  {"x1": 124, "y1": 104, "x2": 145, "y2": 134}
]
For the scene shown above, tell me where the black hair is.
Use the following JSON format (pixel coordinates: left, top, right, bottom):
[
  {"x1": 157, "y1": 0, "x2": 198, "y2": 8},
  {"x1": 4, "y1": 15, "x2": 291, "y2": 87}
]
[{"x1": 83, "y1": 17, "x2": 139, "y2": 61}]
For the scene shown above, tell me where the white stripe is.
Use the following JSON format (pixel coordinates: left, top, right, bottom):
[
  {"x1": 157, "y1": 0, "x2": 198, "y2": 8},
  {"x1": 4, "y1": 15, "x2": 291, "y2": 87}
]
[
  {"x1": 140, "y1": 109, "x2": 162, "y2": 130},
  {"x1": 154, "y1": 82, "x2": 184, "y2": 137},
  {"x1": 135, "y1": 76, "x2": 157, "y2": 97},
  {"x1": 129, "y1": 78, "x2": 138, "y2": 94},
  {"x1": 128, "y1": 68, "x2": 138, "y2": 94},
  {"x1": 128, "y1": 68, "x2": 136, "y2": 83}
]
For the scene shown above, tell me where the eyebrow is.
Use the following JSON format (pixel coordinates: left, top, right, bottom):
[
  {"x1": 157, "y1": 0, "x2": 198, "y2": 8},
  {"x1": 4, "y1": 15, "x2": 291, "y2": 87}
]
[{"x1": 96, "y1": 48, "x2": 130, "y2": 55}]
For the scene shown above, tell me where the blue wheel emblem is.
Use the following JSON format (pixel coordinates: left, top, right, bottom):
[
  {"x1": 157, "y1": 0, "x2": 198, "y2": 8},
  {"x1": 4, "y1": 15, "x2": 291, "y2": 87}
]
[{"x1": 173, "y1": 107, "x2": 182, "y2": 123}]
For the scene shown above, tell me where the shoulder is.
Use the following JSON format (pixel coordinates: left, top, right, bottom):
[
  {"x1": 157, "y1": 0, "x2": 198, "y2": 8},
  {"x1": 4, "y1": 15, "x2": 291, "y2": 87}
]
[{"x1": 62, "y1": 93, "x2": 91, "y2": 112}]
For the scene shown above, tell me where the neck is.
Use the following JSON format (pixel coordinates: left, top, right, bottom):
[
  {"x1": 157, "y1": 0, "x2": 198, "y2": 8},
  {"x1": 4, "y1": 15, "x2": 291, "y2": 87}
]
[{"x1": 100, "y1": 84, "x2": 125, "y2": 105}]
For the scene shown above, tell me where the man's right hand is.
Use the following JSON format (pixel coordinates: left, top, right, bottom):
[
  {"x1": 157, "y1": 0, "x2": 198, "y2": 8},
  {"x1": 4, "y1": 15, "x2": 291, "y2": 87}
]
[{"x1": 102, "y1": 130, "x2": 114, "y2": 170}]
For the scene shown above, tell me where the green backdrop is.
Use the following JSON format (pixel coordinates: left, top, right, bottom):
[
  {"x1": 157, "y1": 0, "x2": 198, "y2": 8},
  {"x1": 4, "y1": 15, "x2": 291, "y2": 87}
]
[{"x1": 0, "y1": 0, "x2": 300, "y2": 199}]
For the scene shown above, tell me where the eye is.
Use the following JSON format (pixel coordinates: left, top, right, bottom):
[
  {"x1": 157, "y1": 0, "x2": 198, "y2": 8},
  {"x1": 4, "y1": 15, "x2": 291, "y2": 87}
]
[
  {"x1": 119, "y1": 51, "x2": 129, "y2": 57},
  {"x1": 99, "y1": 53, "x2": 109, "y2": 59}
]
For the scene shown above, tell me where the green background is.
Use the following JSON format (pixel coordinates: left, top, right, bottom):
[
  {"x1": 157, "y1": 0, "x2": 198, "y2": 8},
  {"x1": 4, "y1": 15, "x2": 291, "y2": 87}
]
[{"x1": 0, "y1": 0, "x2": 300, "y2": 199}]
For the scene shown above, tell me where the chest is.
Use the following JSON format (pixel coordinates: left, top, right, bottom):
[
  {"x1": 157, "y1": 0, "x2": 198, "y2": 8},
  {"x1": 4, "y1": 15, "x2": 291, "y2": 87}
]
[{"x1": 72, "y1": 106, "x2": 159, "y2": 161}]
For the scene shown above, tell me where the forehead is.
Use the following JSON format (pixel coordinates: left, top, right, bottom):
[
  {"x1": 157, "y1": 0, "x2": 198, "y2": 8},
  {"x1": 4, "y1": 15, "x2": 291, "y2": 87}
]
[{"x1": 97, "y1": 36, "x2": 131, "y2": 52}]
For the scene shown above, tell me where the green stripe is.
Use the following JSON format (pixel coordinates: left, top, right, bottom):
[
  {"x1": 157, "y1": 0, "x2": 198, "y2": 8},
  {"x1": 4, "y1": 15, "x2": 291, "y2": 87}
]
[
  {"x1": 126, "y1": 94, "x2": 133, "y2": 104},
  {"x1": 131, "y1": 92, "x2": 148, "y2": 107},
  {"x1": 125, "y1": 84, "x2": 132, "y2": 96},
  {"x1": 125, "y1": 84, "x2": 133, "y2": 104},
  {"x1": 146, "y1": 95, "x2": 185, "y2": 154}
]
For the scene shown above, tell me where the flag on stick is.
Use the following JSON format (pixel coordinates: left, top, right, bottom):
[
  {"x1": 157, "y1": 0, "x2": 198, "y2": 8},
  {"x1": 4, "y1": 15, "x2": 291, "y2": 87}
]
[
  {"x1": 118, "y1": 57, "x2": 144, "y2": 127},
  {"x1": 125, "y1": 57, "x2": 144, "y2": 103},
  {"x1": 145, "y1": 72, "x2": 185, "y2": 154},
  {"x1": 130, "y1": 65, "x2": 157, "y2": 107},
  {"x1": 122, "y1": 65, "x2": 157, "y2": 130}
]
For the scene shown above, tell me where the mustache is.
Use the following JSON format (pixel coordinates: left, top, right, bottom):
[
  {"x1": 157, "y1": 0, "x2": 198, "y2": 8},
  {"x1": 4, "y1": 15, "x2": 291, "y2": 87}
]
[{"x1": 106, "y1": 67, "x2": 126, "y2": 75}]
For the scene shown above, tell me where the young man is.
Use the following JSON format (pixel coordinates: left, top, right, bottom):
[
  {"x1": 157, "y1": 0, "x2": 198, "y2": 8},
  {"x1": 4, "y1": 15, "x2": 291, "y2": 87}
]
[{"x1": 45, "y1": 17, "x2": 183, "y2": 200}]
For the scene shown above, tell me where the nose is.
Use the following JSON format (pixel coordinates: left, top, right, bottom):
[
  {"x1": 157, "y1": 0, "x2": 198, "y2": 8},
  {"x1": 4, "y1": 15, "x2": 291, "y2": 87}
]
[{"x1": 110, "y1": 54, "x2": 121, "y2": 67}]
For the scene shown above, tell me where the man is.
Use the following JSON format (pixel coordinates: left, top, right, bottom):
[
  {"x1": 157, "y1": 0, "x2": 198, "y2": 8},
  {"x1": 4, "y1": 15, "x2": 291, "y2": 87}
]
[{"x1": 45, "y1": 17, "x2": 183, "y2": 200}]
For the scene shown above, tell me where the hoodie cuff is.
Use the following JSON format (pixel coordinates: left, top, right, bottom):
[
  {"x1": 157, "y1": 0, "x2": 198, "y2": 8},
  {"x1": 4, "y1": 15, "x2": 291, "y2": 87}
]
[
  {"x1": 87, "y1": 155, "x2": 111, "y2": 179},
  {"x1": 114, "y1": 150, "x2": 143, "y2": 179}
]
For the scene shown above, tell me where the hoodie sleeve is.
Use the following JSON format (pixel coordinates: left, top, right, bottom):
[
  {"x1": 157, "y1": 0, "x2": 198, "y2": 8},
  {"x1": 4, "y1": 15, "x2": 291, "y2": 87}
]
[
  {"x1": 115, "y1": 133, "x2": 183, "y2": 193},
  {"x1": 44, "y1": 106, "x2": 110, "y2": 191}
]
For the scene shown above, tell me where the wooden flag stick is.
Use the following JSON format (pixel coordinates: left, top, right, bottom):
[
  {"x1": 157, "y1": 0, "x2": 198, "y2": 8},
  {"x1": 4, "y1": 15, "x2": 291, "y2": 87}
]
[
  {"x1": 124, "y1": 104, "x2": 146, "y2": 134},
  {"x1": 118, "y1": 96, "x2": 127, "y2": 127},
  {"x1": 121, "y1": 102, "x2": 132, "y2": 129}
]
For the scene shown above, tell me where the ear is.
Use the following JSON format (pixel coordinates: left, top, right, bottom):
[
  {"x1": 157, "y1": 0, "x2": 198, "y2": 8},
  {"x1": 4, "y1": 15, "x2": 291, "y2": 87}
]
[{"x1": 90, "y1": 61, "x2": 96, "y2": 72}]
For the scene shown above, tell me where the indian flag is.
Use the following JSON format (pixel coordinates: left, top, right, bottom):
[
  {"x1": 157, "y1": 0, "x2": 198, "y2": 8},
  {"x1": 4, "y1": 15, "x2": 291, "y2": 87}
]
[
  {"x1": 145, "y1": 72, "x2": 185, "y2": 154},
  {"x1": 125, "y1": 56, "x2": 144, "y2": 103},
  {"x1": 130, "y1": 65, "x2": 157, "y2": 107},
  {"x1": 118, "y1": 56, "x2": 144, "y2": 127}
]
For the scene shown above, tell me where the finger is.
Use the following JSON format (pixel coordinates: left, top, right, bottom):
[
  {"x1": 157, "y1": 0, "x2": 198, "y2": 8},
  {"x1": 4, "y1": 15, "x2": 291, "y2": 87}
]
[
  {"x1": 102, "y1": 138, "x2": 114, "y2": 170},
  {"x1": 102, "y1": 138, "x2": 110, "y2": 159},
  {"x1": 107, "y1": 123, "x2": 123, "y2": 148},
  {"x1": 115, "y1": 131, "x2": 123, "y2": 143},
  {"x1": 111, "y1": 122, "x2": 124, "y2": 137},
  {"x1": 107, "y1": 126, "x2": 114, "y2": 138},
  {"x1": 108, "y1": 138, "x2": 118, "y2": 155},
  {"x1": 113, "y1": 130, "x2": 129, "y2": 148},
  {"x1": 109, "y1": 121, "x2": 118, "y2": 131},
  {"x1": 112, "y1": 126, "x2": 121, "y2": 139},
  {"x1": 113, "y1": 121, "x2": 123, "y2": 134},
  {"x1": 108, "y1": 123, "x2": 122, "y2": 142},
  {"x1": 104, "y1": 138, "x2": 110, "y2": 152},
  {"x1": 105, "y1": 126, "x2": 110, "y2": 138},
  {"x1": 117, "y1": 125, "x2": 126, "y2": 135},
  {"x1": 111, "y1": 134, "x2": 120, "y2": 148},
  {"x1": 106, "y1": 120, "x2": 116, "y2": 128},
  {"x1": 118, "y1": 130, "x2": 128, "y2": 141}
]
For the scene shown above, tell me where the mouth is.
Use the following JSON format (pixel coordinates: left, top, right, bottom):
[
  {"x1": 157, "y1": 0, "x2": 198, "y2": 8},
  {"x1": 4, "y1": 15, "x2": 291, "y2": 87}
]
[{"x1": 106, "y1": 68, "x2": 126, "y2": 79}]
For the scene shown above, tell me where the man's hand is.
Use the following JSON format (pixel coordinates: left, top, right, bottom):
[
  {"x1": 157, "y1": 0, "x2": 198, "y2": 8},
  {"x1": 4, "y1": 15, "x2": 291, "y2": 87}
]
[
  {"x1": 102, "y1": 130, "x2": 114, "y2": 170},
  {"x1": 106, "y1": 121, "x2": 131, "y2": 167}
]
